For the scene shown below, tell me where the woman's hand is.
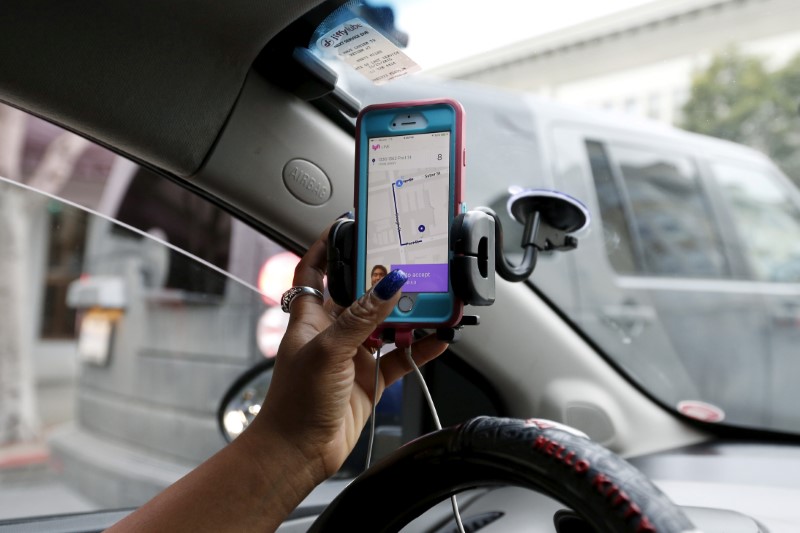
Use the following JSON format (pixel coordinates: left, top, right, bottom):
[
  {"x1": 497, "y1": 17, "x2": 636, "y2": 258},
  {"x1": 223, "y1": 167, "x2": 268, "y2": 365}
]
[
  {"x1": 107, "y1": 222, "x2": 450, "y2": 533},
  {"x1": 250, "y1": 225, "x2": 450, "y2": 485}
]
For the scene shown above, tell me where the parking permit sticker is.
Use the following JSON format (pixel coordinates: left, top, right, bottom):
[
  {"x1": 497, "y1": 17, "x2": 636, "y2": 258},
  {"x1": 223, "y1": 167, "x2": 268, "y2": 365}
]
[{"x1": 315, "y1": 18, "x2": 421, "y2": 85}]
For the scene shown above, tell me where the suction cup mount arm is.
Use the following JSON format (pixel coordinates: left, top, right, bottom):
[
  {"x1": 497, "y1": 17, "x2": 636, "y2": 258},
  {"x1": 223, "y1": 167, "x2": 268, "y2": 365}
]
[
  {"x1": 478, "y1": 189, "x2": 590, "y2": 283},
  {"x1": 476, "y1": 206, "x2": 540, "y2": 283}
]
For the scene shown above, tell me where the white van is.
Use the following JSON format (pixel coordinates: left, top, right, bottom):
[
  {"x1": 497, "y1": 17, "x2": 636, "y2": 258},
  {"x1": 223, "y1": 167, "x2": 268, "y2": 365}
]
[
  {"x1": 353, "y1": 74, "x2": 800, "y2": 431},
  {"x1": 42, "y1": 73, "x2": 800, "y2": 511}
]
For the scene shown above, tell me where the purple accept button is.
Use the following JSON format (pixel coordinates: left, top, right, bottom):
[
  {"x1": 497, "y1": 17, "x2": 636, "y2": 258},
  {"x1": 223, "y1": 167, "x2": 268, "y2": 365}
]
[{"x1": 390, "y1": 263, "x2": 448, "y2": 293}]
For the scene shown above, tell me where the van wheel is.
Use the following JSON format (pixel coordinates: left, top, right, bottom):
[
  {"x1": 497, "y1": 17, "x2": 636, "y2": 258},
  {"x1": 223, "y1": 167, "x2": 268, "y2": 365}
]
[{"x1": 308, "y1": 416, "x2": 697, "y2": 532}]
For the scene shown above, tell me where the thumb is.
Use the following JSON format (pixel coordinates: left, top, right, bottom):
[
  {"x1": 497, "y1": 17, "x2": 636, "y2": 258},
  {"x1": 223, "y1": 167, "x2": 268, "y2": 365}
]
[{"x1": 321, "y1": 269, "x2": 408, "y2": 356}]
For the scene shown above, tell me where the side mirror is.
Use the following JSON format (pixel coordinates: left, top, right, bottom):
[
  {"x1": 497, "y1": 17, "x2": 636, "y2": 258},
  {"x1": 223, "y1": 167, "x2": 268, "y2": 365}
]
[{"x1": 217, "y1": 358, "x2": 275, "y2": 443}]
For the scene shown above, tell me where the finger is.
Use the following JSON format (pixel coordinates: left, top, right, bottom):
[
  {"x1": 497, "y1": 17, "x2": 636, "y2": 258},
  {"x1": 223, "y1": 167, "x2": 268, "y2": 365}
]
[
  {"x1": 323, "y1": 297, "x2": 346, "y2": 321},
  {"x1": 316, "y1": 269, "x2": 408, "y2": 362},
  {"x1": 377, "y1": 334, "x2": 449, "y2": 386},
  {"x1": 292, "y1": 227, "x2": 329, "y2": 291},
  {"x1": 289, "y1": 226, "x2": 331, "y2": 314}
]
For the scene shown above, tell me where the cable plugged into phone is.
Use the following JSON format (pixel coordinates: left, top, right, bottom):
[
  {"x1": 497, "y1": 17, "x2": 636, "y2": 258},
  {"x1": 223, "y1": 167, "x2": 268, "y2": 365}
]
[{"x1": 365, "y1": 327, "x2": 415, "y2": 349}]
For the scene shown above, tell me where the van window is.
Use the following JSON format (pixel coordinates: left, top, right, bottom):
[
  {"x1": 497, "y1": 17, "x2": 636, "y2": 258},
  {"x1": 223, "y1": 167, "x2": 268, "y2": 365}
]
[
  {"x1": 40, "y1": 204, "x2": 89, "y2": 339},
  {"x1": 585, "y1": 141, "x2": 638, "y2": 274},
  {"x1": 114, "y1": 168, "x2": 232, "y2": 295},
  {"x1": 711, "y1": 162, "x2": 800, "y2": 283},
  {"x1": 609, "y1": 145, "x2": 729, "y2": 278}
]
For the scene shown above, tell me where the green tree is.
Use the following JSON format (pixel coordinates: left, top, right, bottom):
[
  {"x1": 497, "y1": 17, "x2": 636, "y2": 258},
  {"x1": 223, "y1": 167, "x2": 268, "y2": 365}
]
[{"x1": 681, "y1": 48, "x2": 800, "y2": 186}]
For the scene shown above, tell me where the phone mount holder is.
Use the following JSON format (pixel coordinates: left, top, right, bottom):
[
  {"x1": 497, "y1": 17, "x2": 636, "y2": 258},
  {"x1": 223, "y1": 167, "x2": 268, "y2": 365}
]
[
  {"x1": 327, "y1": 189, "x2": 589, "y2": 343},
  {"x1": 481, "y1": 189, "x2": 590, "y2": 283}
]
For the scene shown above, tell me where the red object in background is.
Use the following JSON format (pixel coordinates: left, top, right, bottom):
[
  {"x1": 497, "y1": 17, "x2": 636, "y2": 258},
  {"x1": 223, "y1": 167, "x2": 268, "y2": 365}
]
[
  {"x1": 258, "y1": 252, "x2": 300, "y2": 306},
  {"x1": 257, "y1": 307, "x2": 289, "y2": 358},
  {"x1": 677, "y1": 400, "x2": 726, "y2": 423}
]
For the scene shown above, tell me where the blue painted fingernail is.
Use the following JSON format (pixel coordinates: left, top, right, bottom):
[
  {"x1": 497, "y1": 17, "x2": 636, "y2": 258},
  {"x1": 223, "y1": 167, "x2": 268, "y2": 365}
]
[{"x1": 373, "y1": 269, "x2": 407, "y2": 300}]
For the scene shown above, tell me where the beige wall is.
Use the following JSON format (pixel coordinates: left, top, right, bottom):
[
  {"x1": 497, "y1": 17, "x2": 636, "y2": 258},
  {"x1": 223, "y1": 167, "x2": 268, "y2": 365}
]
[{"x1": 434, "y1": 0, "x2": 800, "y2": 125}]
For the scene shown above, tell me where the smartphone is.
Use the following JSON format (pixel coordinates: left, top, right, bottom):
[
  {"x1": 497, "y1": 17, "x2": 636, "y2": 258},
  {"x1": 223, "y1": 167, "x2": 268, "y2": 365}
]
[{"x1": 354, "y1": 98, "x2": 465, "y2": 329}]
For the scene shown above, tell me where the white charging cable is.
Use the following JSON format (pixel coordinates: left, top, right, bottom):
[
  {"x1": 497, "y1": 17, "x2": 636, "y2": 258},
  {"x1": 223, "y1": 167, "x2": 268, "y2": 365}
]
[
  {"x1": 365, "y1": 344, "x2": 383, "y2": 470},
  {"x1": 365, "y1": 341, "x2": 466, "y2": 532},
  {"x1": 403, "y1": 346, "x2": 466, "y2": 533}
]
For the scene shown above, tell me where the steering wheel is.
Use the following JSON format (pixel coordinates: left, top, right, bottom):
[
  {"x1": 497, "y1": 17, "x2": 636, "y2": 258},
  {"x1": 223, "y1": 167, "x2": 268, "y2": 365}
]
[{"x1": 308, "y1": 416, "x2": 697, "y2": 532}]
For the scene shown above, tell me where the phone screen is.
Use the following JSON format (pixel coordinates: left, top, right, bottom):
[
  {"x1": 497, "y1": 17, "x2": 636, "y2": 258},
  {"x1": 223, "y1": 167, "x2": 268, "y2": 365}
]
[{"x1": 364, "y1": 131, "x2": 451, "y2": 293}]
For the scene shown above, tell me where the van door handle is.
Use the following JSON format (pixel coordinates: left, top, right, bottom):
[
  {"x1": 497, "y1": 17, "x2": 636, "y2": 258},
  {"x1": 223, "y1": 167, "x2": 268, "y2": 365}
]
[
  {"x1": 600, "y1": 302, "x2": 656, "y2": 343},
  {"x1": 770, "y1": 302, "x2": 800, "y2": 327},
  {"x1": 602, "y1": 303, "x2": 657, "y2": 322}
]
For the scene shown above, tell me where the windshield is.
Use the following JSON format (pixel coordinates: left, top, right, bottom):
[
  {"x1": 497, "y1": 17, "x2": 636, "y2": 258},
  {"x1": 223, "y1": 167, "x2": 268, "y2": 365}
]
[{"x1": 321, "y1": 0, "x2": 800, "y2": 435}]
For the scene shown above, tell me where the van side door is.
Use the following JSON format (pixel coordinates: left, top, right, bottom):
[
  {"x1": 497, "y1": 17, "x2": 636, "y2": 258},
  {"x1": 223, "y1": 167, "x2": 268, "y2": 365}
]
[
  {"x1": 551, "y1": 126, "x2": 773, "y2": 427},
  {"x1": 550, "y1": 127, "x2": 700, "y2": 405},
  {"x1": 704, "y1": 159, "x2": 800, "y2": 431}
]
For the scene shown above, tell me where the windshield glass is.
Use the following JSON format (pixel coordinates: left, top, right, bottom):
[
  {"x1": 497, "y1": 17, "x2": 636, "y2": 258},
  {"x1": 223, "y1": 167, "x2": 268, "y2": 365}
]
[{"x1": 323, "y1": 0, "x2": 800, "y2": 435}]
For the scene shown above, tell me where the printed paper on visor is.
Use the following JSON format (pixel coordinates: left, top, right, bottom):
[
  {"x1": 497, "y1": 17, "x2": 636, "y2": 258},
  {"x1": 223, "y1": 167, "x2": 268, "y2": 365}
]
[{"x1": 315, "y1": 18, "x2": 421, "y2": 85}]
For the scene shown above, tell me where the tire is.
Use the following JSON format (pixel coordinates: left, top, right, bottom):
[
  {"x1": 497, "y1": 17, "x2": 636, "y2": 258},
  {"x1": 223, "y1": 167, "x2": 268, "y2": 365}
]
[{"x1": 308, "y1": 416, "x2": 698, "y2": 532}]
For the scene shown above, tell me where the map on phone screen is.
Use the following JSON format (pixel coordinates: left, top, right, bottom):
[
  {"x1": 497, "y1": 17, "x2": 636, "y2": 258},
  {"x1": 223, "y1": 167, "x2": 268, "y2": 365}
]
[{"x1": 365, "y1": 131, "x2": 451, "y2": 293}]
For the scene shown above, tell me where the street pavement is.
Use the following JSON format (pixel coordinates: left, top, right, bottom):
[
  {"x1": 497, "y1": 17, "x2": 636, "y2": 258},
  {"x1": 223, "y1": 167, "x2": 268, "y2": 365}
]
[{"x1": 0, "y1": 438, "x2": 99, "y2": 521}]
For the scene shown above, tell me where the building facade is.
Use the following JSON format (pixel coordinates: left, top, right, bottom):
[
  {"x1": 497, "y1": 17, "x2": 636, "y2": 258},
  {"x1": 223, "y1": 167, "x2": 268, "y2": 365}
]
[{"x1": 432, "y1": 0, "x2": 800, "y2": 125}]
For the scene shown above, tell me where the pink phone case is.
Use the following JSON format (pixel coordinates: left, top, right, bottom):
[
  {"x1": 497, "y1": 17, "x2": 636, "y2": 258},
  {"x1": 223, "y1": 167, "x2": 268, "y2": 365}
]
[{"x1": 354, "y1": 98, "x2": 466, "y2": 330}]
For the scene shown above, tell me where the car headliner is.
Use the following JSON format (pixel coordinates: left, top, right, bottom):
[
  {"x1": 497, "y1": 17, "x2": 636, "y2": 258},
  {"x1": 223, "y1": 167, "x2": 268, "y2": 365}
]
[{"x1": 0, "y1": 0, "x2": 328, "y2": 177}]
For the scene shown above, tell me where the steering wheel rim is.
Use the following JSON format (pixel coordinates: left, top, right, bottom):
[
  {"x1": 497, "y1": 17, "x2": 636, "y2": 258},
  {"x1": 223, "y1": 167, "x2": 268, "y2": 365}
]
[{"x1": 308, "y1": 416, "x2": 698, "y2": 533}]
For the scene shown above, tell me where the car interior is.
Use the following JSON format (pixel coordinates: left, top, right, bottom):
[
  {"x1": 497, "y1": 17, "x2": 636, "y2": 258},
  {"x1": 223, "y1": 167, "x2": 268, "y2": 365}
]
[{"x1": 1, "y1": 0, "x2": 799, "y2": 532}]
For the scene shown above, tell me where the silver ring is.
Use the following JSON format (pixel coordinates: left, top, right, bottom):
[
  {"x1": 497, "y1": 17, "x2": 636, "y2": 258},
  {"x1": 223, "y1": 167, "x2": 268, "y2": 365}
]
[{"x1": 281, "y1": 286, "x2": 324, "y2": 313}]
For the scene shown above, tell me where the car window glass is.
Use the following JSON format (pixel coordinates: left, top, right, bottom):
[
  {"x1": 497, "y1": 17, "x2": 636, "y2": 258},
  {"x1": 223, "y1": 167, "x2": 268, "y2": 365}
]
[
  {"x1": 610, "y1": 145, "x2": 729, "y2": 278},
  {"x1": 585, "y1": 140, "x2": 638, "y2": 274},
  {"x1": 113, "y1": 169, "x2": 233, "y2": 295},
  {"x1": 0, "y1": 109, "x2": 284, "y2": 519},
  {"x1": 0, "y1": 176, "x2": 254, "y2": 516},
  {"x1": 0, "y1": 171, "x2": 420, "y2": 519},
  {"x1": 711, "y1": 162, "x2": 800, "y2": 283}
]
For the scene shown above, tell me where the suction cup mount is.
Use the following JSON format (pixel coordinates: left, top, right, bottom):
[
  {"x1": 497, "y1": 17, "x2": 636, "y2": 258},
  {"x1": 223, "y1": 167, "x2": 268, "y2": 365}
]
[{"x1": 478, "y1": 189, "x2": 589, "y2": 283}]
